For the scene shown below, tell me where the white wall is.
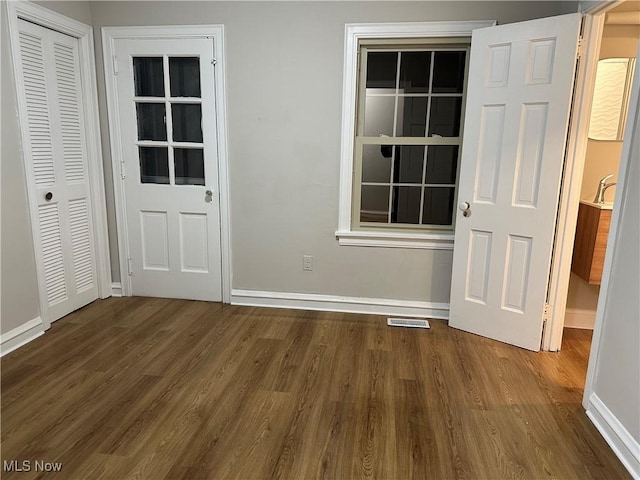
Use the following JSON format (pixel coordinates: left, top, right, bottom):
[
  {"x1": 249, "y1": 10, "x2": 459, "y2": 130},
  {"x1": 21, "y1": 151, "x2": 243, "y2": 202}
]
[
  {"x1": 90, "y1": 1, "x2": 577, "y2": 302},
  {"x1": 0, "y1": 1, "x2": 92, "y2": 336},
  {"x1": 586, "y1": 57, "x2": 640, "y2": 475}
]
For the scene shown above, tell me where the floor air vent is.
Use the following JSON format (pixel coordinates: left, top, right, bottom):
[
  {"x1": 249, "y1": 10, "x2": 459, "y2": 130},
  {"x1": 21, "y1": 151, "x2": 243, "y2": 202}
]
[{"x1": 387, "y1": 318, "x2": 430, "y2": 329}]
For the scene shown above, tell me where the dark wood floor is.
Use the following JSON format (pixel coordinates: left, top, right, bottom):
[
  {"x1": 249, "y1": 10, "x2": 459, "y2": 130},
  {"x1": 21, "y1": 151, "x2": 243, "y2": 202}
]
[{"x1": 1, "y1": 297, "x2": 629, "y2": 479}]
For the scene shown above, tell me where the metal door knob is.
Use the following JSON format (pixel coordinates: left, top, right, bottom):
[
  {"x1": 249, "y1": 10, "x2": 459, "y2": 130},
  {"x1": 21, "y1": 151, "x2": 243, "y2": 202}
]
[
  {"x1": 205, "y1": 189, "x2": 213, "y2": 203},
  {"x1": 459, "y1": 201, "x2": 470, "y2": 211},
  {"x1": 45, "y1": 192, "x2": 53, "y2": 201}
]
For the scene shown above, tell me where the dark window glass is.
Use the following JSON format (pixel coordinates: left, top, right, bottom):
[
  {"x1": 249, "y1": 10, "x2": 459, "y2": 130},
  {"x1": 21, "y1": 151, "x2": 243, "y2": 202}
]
[
  {"x1": 391, "y1": 186, "x2": 421, "y2": 224},
  {"x1": 432, "y1": 51, "x2": 466, "y2": 93},
  {"x1": 426, "y1": 145, "x2": 459, "y2": 184},
  {"x1": 362, "y1": 145, "x2": 391, "y2": 183},
  {"x1": 169, "y1": 57, "x2": 201, "y2": 97},
  {"x1": 397, "y1": 97, "x2": 428, "y2": 137},
  {"x1": 133, "y1": 57, "x2": 164, "y2": 97},
  {"x1": 366, "y1": 52, "x2": 398, "y2": 89},
  {"x1": 422, "y1": 187, "x2": 455, "y2": 225},
  {"x1": 428, "y1": 97, "x2": 462, "y2": 137},
  {"x1": 174, "y1": 148, "x2": 205, "y2": 185},
  {"x1": 393, "y1": 145, "x2": 424, "y2": 183},
  {"x1": 399, "y1": 51, "x2": 431, "y2": 94},
  {"x1": 136, "y1": 103, "x2": 166, "y2": 141},
  {"x1": 360, "y1": 185, "x2": 389, "y2": 223},
  {"x1": 139, "y1": 147, "x2": 169, "y2": 184},
  {"x1": 364, "y1": 95, "x2": 395, "y2": 137},
  {"x1": 172, "y1": 104, "x2": 203, "y2": 143}
]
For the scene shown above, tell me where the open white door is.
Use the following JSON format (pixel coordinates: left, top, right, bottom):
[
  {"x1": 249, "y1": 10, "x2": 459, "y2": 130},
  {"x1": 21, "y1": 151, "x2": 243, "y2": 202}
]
[{"x1": 449, "y1": 14, "x2": 581, "y2": 351}]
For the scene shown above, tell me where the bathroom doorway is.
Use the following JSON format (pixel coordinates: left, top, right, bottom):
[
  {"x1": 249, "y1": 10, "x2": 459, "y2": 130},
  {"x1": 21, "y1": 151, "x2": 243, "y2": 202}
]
[{"x1": 564, "y1": 1, "x2": 638, "y2": 332}]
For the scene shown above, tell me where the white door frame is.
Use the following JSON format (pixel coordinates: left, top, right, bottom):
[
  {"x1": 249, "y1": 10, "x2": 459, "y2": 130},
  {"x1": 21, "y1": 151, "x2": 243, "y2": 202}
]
[
  {"x1": 102, "y1": 25, "x2": 232, "y2": 303},
  {"x1": 6, "y1": 1, "x2": 112, "y2": 329},
  {"x1": 543, "y1": 1, "x2": 623, "y2": 351}
]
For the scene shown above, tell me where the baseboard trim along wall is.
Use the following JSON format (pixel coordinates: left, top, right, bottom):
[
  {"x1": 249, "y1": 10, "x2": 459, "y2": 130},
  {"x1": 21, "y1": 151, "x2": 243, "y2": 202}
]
[
  {"x1": 231, "y1": 289, "x2": 450, "y2": 319},
  {"x1": 0, "y1": 317, "x2": 45, "y2": 357},
  {"x1": 564, "y1": 307, "x2": 596, "y2": 329},
  {"x1": 586, "y1": 393, "x2": 640, "y2": 479},
  {"x1": 111, "y1": 282, "x2": 122, "y2": 297}
]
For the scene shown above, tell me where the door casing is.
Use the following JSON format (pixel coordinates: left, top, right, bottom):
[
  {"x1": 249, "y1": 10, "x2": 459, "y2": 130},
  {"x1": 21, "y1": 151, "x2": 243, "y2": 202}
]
[
  {"x1": 102, "y1": 25, "x2": 232, "y2": 303},
  {"x1": 7, "y1": 1, "x2": 112, "y2": 329}
]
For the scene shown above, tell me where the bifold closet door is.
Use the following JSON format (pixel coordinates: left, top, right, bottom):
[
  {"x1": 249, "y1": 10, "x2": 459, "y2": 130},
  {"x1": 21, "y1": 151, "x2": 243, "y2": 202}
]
[{"x1": 16, "y1": 19, "x2": 98, "y2": 322}]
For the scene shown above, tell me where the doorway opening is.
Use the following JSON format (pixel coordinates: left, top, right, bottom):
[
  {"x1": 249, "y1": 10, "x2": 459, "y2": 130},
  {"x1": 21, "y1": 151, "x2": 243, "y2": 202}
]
[{"x1": 564, "y1": 1, "x2": 639, "y2": 333}]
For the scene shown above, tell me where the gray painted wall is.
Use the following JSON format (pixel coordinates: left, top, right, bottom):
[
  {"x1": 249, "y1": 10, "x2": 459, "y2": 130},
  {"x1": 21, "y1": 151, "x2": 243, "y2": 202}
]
[
  {"x1": 591, "y1": 74, "x2": 640, "y2": 444},
  {"x1": 90, "y1": 1, "x2": 577, "y2": 302},
  {"x1": 1, "y1": 1, "x2": 92, "y2": 335}
]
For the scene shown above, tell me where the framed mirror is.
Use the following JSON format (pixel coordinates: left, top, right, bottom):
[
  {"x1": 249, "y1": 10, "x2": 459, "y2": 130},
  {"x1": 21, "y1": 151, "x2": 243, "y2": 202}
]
[{"x1": 588, "y1": 57, "x2": 636, "y2": 141}]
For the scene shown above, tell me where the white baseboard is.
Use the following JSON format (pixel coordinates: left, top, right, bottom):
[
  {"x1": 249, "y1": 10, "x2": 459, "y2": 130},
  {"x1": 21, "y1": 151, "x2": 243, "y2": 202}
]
[
  {"x1": 0, "y1": 317, "x2": 45, "y2": 357},
  {"x1": 564, "y1": 307, "x2": 596, "y2": 329},
  {"x1": 231, "y1": 289, "x2": 449, "y2": 319},
  {"x1": 111, "y1": 282, "x2": 122, "y2": 297},
  {"x1": 586, "y1": 393, "x2": 640, "y2": 479}
]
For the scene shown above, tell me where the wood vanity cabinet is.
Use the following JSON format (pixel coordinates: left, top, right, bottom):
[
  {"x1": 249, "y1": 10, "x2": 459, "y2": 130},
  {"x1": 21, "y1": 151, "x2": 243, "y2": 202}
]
[{"x1": 571, "y1": 202, "x2": 612, "y2": 285}]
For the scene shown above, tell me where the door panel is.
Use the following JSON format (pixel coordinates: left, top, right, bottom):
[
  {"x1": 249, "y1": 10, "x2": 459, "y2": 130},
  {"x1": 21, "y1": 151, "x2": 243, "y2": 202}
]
[
  {"x1": 17, "y1": 20, "x2": 98, "y2": 322},
  {"x1": 449, "y1": 14, "x2": 581, "y2": 351},
  {"x1": 114, "y1": 39, "x2": 222, "y2": 301}
]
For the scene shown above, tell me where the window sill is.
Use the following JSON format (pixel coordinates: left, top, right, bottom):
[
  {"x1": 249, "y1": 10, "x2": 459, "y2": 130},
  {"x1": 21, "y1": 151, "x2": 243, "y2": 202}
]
[{"x1": 335, "y1": 230, "x2": 454, "y2": 250}]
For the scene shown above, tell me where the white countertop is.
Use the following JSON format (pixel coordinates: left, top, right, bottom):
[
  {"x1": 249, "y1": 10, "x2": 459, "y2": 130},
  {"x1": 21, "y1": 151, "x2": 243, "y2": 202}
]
[{"x1": 580, "y1": 200, "x2": 614, "y2": 210}]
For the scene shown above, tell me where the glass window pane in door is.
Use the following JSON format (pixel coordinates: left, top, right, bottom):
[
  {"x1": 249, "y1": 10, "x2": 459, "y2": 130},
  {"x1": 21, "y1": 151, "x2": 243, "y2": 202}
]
[
  {"x1": 139, "y1": 147, "x2": 169, "y2": 184},
  {"x1": 133, "y1": 57, "x2": 164, "y2": 97},
  {"x1": 136, "y1": 103, "x2": 167, "y2": 141},
  {"x1": 169, "y1": 57, "x2": 201, "y2": 97},
  {"x1": 427, "y1": 97, "x2": 462, "y2": 137},
  {"x1": 172, "y1": 104, "x2": 203, "y2": 143},
  {"x1": 422, "y1": 187, "x2": 455, "y2": 225},
  {"x1": 174, "y1": 148, "x2": 205, "y2": 185},
  {"x1": 360, "y1": 185, "x2": 390, "y2": 223}
]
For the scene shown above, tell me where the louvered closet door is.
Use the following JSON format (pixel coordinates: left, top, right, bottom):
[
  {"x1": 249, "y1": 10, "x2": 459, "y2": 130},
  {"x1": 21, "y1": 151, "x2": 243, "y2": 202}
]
[{"x1": 17, "y1": 19, "x2": 98, "y2": 322}]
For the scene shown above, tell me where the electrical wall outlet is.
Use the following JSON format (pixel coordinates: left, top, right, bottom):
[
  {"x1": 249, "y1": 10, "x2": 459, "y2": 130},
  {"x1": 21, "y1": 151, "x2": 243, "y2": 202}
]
[{"x1": 303, "y1": 255, "x2": 313, "y2": 271}]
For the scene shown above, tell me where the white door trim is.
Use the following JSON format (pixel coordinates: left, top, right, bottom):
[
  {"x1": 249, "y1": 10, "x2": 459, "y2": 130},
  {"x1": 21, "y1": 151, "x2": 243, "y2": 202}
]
[
  {"x1": 6, "y1": 1, "x2": 112, "y2": 329},
  {"x1": 102, "y1": 25, "x2": 232, "y2": 303}
]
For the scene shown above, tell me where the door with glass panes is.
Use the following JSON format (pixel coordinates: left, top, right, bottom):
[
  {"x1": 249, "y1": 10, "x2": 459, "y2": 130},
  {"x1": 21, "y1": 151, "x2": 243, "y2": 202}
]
[{"x1": 114, "y1": 38, "x2": 221, "y2": 301}]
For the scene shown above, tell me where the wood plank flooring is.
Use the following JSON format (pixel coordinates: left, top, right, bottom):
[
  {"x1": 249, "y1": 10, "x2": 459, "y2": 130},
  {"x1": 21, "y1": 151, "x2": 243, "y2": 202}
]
[{"x1": 1, "y1": 297, "x2": 630, "y2": 479}]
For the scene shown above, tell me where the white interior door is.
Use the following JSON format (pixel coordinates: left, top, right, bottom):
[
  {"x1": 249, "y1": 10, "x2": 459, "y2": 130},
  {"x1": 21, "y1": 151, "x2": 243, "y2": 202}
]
[
  {"x1": 449, "y1": 14, "x2": 582, "y2": 351},
  {"x1": 113, "y1": 38, "x2": 222, "y2": 301},
  {"x1": 16, "y1": 19, "x2": 99, "y2": 322}
]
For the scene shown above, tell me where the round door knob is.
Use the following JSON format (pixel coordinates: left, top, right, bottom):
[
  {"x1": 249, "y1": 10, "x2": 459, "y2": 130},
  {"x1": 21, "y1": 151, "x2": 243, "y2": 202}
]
[
  {"x1": 459, "y1": 201, "x2": 470, "y2": 211},
  {"x1": 45, "y1": 192, "x2": 53, "y2": 202}
]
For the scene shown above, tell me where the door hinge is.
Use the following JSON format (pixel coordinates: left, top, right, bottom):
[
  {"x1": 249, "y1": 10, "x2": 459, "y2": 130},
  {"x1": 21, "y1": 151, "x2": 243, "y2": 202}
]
[
  {"x1": 543, "y1": 303, "x2": 552, "y2": 322},
  {"x1": 127, "y1": 257, "x2": 133, "y2": 276},
  {"x1": 211, "y1": 58, "x2": 217, "y2": 65},
  {"x1": 113, "y1": 55, "x2": 119, "y2": 75},
  {"x1": 120, "y1": 162, "x2": 126, "y2": 180},
  {"x1": 577, "y1": 37, "x2": 584, "y2": 59}
]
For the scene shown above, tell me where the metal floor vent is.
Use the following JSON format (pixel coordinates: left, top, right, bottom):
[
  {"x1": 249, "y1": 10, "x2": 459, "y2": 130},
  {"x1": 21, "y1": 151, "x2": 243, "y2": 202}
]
[{"x1": 387, "y1": 318, "x2": 430, "y2": 329}]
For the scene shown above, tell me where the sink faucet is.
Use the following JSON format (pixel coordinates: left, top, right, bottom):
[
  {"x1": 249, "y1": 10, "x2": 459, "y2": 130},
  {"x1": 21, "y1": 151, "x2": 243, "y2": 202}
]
[{"x1": 594, "y1": 174, "x2": 616, "y2": 204}]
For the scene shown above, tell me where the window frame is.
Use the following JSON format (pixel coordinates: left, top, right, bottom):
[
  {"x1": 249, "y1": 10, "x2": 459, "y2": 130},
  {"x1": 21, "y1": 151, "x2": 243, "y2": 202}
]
[{"x1": 336, "y1": 21, "x2": 496, "y2": 250}]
